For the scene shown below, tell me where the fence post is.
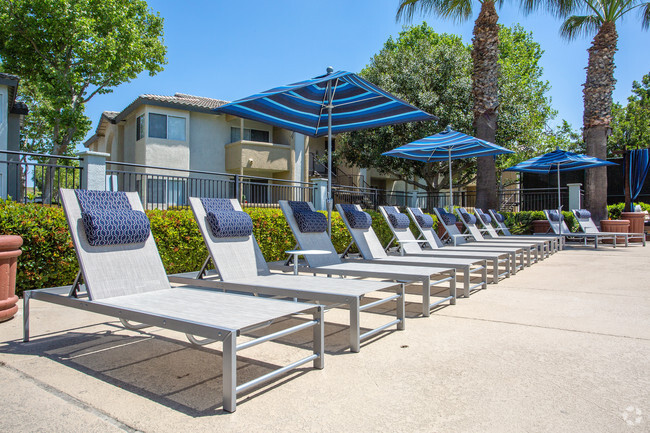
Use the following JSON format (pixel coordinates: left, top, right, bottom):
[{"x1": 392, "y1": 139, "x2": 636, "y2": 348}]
[
  {"x1": 234, "y1": 174, "x2": 240, "y2": 201},
  {"x1": 409, "y1": 190, "x2": 418, "y2": 208},
  {"x1": 312, "y1": 178, "x2": 327, "y2": 210},
  {"x1": 78, "y1": 151, "x2": 109, "y2": 191},
  {"x1": 567, "y1": 183, "x2": 582, "y2": 211}
]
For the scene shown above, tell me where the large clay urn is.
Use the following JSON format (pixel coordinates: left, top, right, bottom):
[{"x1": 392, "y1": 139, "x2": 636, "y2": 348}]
[
  {"x1": 620, "y1": 212, "x2": 645, "y2": 242},
  {"x1": 0, "y1": 235, "x2": 22, "y2": 322}
]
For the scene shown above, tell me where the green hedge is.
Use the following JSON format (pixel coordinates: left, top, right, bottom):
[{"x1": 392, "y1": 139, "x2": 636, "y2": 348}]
[
  {"x1": 607, "y1": 202, "x2": 650, "y2": 220},
  {"x1": 0, "y1": 200, "x2": 437, "y2": 294},
  {"x1": 498, "y1": 210, "x2": 577, "y2": 235}
]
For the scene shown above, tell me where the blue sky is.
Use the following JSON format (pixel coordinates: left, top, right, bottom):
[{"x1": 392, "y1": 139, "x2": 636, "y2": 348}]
[{"x1": 81, "y1": 0, "x2": 650, "y2": 150}]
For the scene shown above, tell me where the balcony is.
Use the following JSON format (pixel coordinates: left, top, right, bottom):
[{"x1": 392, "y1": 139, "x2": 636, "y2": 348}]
[{"x1": 225, "y1": 140, "x2": 291, "y2": 173}]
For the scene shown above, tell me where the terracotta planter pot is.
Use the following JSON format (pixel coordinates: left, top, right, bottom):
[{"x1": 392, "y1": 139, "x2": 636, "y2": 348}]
[
  {"x1": 600, "y1": 220, "x2": 629, "y2": 244},
  {"x1": 620, "y1": 212, "x2": 645, "y2": 242},
  {"x1": 532, "y1": 220, "x2": 551, "y2": 234},
  {"x1": 0, "y1": 235, "x2": 22, "y2": 322}
]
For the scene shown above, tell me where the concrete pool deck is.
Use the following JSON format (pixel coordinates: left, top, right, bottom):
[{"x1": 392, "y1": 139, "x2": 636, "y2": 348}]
[{"x1": 0, "y1": 243, "x2": 648, "y2": 432}]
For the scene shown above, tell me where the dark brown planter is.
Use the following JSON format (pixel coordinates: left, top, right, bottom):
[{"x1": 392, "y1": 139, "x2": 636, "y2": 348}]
[
  {"x1": 620, "y1": 212, "x2": 645, "y2": 242},
  {"x1": 0, "y1": 235, "x2": 22, "y2": 322},
  {"x1": 436, "y1": 222, "x2": 467, "y2": 240},
  {"x1": 600, "y1": 220, "x2": 629, "y2": 244},
  {"x1": 532, "y1": 220, "x2": 551, "y2": 234}
]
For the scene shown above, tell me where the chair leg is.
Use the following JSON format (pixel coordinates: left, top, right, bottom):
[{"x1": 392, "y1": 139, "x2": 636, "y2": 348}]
[
  {"x1": 349, "y1": 298, "x2": 361, "y2": 353},
  {"x1": 22, "y1": 291, "x2": 31, "y2": 343},
  {"x1": 222, "y1": 332, "x2": 237, "y2": 413},
  {"x1": 313, "y1": 307, "x2": 324, "y2": 369},
  {"x1": 397, "y1": 284, "x2": 406, "y2": 330}
]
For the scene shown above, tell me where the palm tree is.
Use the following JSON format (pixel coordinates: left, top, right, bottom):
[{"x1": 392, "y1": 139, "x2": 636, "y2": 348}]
[
  {"x1": 397, "y1": 0, "x2": 503, "y2": 210},
  {"x1": 545, "y1": 0, "x2": 650, "y2": 222}
]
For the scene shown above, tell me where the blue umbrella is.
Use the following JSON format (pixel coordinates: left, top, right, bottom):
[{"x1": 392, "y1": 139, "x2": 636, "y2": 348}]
[
  {"x1": 216, "y1": 67, "x2": 435, "y2": 234},
  {"x1": 505, "y1": 148, "x2": 617, "y2": 235},
  {"x1": 382, "y1": 126, "x2": 514, "y2": 209}
]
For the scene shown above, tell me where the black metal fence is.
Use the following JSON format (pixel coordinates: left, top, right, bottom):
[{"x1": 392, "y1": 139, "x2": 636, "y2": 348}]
[
  {"x1": 0, "y1": 150, "x2": 82, "y2": 205},
  {"x1": 106, "y1": 161, "x2": 313, "y2": 210}
]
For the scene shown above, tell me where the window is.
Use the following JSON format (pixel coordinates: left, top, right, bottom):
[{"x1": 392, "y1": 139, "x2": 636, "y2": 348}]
[
  {"x1": 147, "y1": 178, "x2": 187, "y2": 206},
  {"x1": 230, "y1": 127, "x2": 270, "y2": 143},
  {"x1": 148, "y1": 113, "x2": 186, "y2": 141},
  {"x1": 136, "y1": 115, "x2": 144, "y2": 140}
]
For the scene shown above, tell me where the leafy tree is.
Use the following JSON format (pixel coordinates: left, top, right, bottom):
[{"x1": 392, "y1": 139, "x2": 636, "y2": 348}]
[
  {"x1": 397, "y1": 0, "x2": 503, "y2": 209},
  {"x1": 609, "y1": 73, "x2": 650, "y2": 155},
  {"x1": 338, "y1": 24, "x2": 556, "y2": 195},
  {"x1": 531, "y1": 0, "x2": 650, "y2": 221},
  {"x1": 0, "y1": 0, "x2": 167, "y2": 201}
]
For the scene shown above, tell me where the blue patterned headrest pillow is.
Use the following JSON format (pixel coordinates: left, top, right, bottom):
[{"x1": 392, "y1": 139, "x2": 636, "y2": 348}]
[
  {"x1": 388, "y1": 212, "x2": 411, "y2": 229},
  {"x1": 347, "y1": 210, "x2": 373, "y2": 229},
  {"x1": 81, "y1": 209, "x2": 150, "y2": 246},
  {"x1": 415, "y1": 214, "x2": 434, "y2": 229},
  {"x1": 460, "y1": 211, "x2": 477, "y2": 225},
  {"x1": 288, "y1": 201, "x2": 312, "y2": 213},
  {"x1": 294, "y1": 210, "x2": 328, "y2": 233},
  {"x1": 576, "y1": 209, "x2": 591, "y2": 219},
  {"x1": 206, "y1": 210, "x2": 253, "y2": 238},
  {"x1": 338, "y1": 204, "x2": 372, "y2": 229},
  {"x1": 438, "y1": 211, "x2": 457, "y2": 225},
  {"x1": 548, "y1": 210, "x2": 563, "y2": 221},
  {"x1": 479, "y1": 212, "x2": 492, "y2": 224},
  {"x1": 201, "y1": 197, "x2": 234, "y2": 214},
  {"x1": 491, "y1": 210, "x2": 505, "y2": 223},
  {"x1": 75, "y1": 189, "x2": 131, "y2": 212}
]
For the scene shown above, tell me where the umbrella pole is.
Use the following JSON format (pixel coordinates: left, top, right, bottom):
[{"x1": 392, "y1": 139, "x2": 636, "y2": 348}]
[
  {"x1": 448, "y1": 148, "x2": 453, "y2": 212},
  {"x1": 557, "y1": 164, "x2": 562, "y2": 236},
  {"x1": 327, "y1": 85, "x2": 333, "y2": 236}
]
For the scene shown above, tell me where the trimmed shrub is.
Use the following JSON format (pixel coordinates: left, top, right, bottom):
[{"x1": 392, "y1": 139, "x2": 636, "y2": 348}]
[
  {"x1": 607, "y1": 202, "x2": 650, "y2": 220},
  {"x1": 499, "y1": 210, "x2": 577, "y2": 234}
]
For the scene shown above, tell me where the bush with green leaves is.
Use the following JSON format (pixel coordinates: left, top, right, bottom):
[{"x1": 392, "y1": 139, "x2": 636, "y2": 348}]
[
  {"x1": 607, "y1": 202, "x2": 650, "y2": 220},
  {"x1": 499, "y1": 210, "x2": 577, "y2": 234}
]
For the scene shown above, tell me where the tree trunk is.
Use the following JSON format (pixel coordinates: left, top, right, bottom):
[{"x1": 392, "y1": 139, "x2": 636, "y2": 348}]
[
  {"x1": 472, "y1": 0, "x2": 500, "y2": 210},
  {"x1": 583, "y1": 22, "x2": 618, "y2": 224}
]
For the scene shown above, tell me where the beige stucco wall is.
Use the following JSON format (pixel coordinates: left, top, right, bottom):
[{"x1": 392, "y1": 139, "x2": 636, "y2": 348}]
[
  {"x1": 188, "y1": 112, "x2": 227, "y2": 174},
  {"x1": 225, "y1": 141, "x2": 290, "y2": 173}
]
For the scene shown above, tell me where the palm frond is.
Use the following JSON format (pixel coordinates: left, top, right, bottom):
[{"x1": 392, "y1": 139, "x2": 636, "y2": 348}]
[
  {"x1": 521, "y1": 0, "x2": 578, "y2": 18},
  {"x1": 641, "y1": 1, "x2": 650, "y2": 28},
  {"x1": 559, "y1": 15, "x2": 602, "y2": 39},
  {"x1": 396, "y1": 0, "x2": 473, "y2": 23}
]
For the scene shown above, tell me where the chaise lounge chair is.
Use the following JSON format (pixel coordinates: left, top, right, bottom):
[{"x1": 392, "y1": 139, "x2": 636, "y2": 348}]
[
  {"x1": 168, "y1": 197, "x2": 405, "y2": 353},
  {"x1": 544, "y1": 209, "x2": 618, "y2": 249},
  {"x1": 433, "y1": 207, "x2": 528, "y2": 269},
  {"x1": 406, "y1": 207, "x2": 513, "y2": 281},
  {"x1": 23, "y1": 189, "x2": 325, "y2": 412},
  {"x1": 473, "y1": 208, "x2": 557, "y2": 256},
  {"x1": 279, "y1": 200, "x2": 457, "y2": 317},
  {"x1": 572, "y1": 209, "x2": 646, "y2": 247},
  {"x1": 488, "y1": 209, "x2": 564, "y2": 250},
  {"x1": 336, "y1": 204, "x2": 487, "y2": 297}
]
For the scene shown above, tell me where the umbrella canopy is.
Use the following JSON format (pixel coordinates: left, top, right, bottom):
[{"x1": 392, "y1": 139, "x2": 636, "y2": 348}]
[
  {"x1": 215, "y1": 68, "x2": 436, "y2": 234},
  {"x1": 505, "y1": 148, "x2": 617, "y2": 234},
  {"x1": 382, "y1": 126, "x2": 514, "y2": 209}
]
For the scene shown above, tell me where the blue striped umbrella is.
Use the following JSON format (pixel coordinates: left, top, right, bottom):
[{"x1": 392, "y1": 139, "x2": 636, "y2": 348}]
[
  {"x1": 216, "y1": 67, "x2": 435, "y2": 233},
  {"x1": 505, "y1": 148, "x2": 617, "y2": 234},
  {"x1": 382, "y1": 126, "x2": 514, "y2": 209}
]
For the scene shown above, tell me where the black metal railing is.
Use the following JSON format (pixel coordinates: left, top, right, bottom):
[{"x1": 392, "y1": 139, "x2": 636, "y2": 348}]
[
  {"x1": 0, "y1": 150, "x2": 82, "y2": 205},
  {"x1": 106, "y1": 161, "x2": 313, "y2": 210}
]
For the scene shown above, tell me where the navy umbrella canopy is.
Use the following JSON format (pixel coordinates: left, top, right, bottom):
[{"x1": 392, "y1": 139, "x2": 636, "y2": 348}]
[
  {"x1": 215, "y1": 68, "x2": 436, "y2": 234},
  {"x1": 505, "y1": 148, "x2": 617, "y2": 234},
  {"x1": 382, "y1": 126, "x2": 514, "y2": 209}
]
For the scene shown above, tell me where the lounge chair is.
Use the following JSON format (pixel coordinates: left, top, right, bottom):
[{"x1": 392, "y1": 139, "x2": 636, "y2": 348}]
[
  {"x1": 279, "y1": 200, "x2": 457, "y2": 317},
  {"x1": 336, "y1": 204, "x2": 487, "y2": 298},
  {"x1": 572, "y1": 209, "x2": 646, "y2": 247},
  {"x1": 432, "y1": 207, "x2": 528, "y2": 269},
  {"x1": 488, "y1": 209, "x2": 565, "y2": 250},
  {"x1": 168, "y1": 197, "x2": 405, "y2": 353},
  {"x1": 544, "y1": 209, "x2": 618, "y2": 249},
  {"x1": 473, "y1": 208, "x2": 557, "y2": 256},
  {"x1": 23, "y1": 189, "x2": 325, "y2": 412},
  {"x1": 406, "y1": 207, "x2": 513, "y2": 281}
]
